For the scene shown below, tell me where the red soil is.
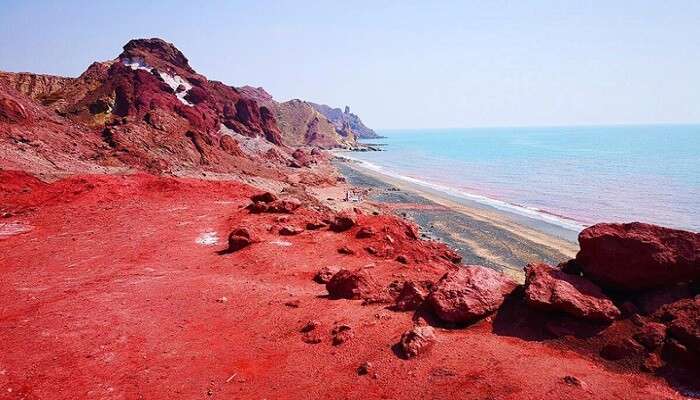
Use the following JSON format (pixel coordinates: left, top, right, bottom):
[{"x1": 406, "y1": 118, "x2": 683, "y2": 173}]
[{"x1": 0, "y1": 172, "x2": 686, "y2": 399}]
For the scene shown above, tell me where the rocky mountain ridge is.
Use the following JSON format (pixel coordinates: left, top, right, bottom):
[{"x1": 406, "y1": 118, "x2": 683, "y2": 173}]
[{"x1": 0, "y1": 38, "x2": 375, "y2": 177}]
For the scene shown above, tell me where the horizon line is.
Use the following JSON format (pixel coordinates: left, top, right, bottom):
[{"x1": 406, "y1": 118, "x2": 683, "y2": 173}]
[{"x1": 373, "y1": 122, "x2": 700, "y2": 131}]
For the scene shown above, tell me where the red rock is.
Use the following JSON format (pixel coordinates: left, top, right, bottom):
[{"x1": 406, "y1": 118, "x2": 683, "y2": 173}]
[
  {"x1": 313, "y1": 266, "x2": 340, "y2": 284},
  {"x1": 330, "y1": 214, "x2": 357, "y2": 232},
  {"x1": 428, "y1": 266, "x2": 518, "y2": 323},
  {"x1": 356, "y1": 361, "x2": 372, "y2": 376},
  {"x1": 355, "y1": 226, "x2": 375, "y2": 239},
  {"x1": 279, "y1": 226, "x2": 303, "y2": 236},
  {"x1": 300, "y1": 320, "x2": 320, "y2": 333},
  {"x1": 251, "y1": 192, "x2": 277, "y2": 203},
  {"x1": 267, "y1": 198, "x2": 302, "y2": 213},
  {"x1": 441, "y1": 249, "x2": 463, "y2": 264},
  {"x1": 337, "y1": 246, "x2": 355, "y2": 255},
  {"x1": 395, "y1": 255, "x2": 409, "y2": 264},
  {"x1": 394, "y1": 281, "x2": 431, "y2": 311},
  {"x1": 284, "y1": 299, "x2": 301, "y2": 308},
  {"x1": 0, "y1": 95, "x2": 31, "y2": 124},
  {"x1": 576, "y1": 223, "x2": 700, "y2": 291},
  {"x1": 634, "y1": 284, "x2": 694, "y2": 315},
  {"x1": 523, "y1": 263, "x2": 621, "y2": 322},
  {"x1": 403, "y1": 222, "x2": 419, "y2": 240},
  {"x1": 399, "y1": 325, "x2": 436, "y2": 358},
  {"x1": 227, "y1": 228, "x2": 254, "y2": 252},
  {"x1": 331, "y1": 323, "x2": 353, "y2": 345},
  {"x1": 246, "y1": 202, "x2": 269, "y2": 213},
  {"x1": 600, "y1": 339, "x2": 644, "y2": 361},
  {"x1": 219, "y1": 135, "x2": 243, "y2": 156},
  {"x1": 654, "y1": 297, "x2": 700, "y2": 354},
  {"x1": 291, "y1": 149, "x2": 313, "y2": 167},
  {"x1": 305, "y1": 220, "x2": 327, "y2": 230},
  {"x1": 641, "y1": 353, "x2": 664, "y2": 372},
  {"x1": 633, "y1": 322, "x2": 667, "y2": 350},
  {"x1": 562, "y1": 375, "x2": 587, "y2": 389},
  {"x1": 301, "y1": 332, "x2": 322, "y2": 344},
  {"x1": 326, "y1": 268, "x2": 378, "y2": 300}
]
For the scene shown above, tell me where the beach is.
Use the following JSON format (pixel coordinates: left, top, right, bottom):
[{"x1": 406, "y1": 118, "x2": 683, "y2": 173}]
[{"x1": 334, "y1": 157, "x2": 580, "y2": 280}]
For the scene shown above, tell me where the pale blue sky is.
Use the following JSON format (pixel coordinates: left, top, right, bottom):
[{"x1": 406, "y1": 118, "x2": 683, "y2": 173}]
[{"x1": 1, "y1": 0, "x2": 699, "y2": 129}]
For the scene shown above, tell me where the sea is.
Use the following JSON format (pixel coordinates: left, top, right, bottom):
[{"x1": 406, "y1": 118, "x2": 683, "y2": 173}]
[{"x1": 346, "y1": 125, "x2": 700, "y2": 233}]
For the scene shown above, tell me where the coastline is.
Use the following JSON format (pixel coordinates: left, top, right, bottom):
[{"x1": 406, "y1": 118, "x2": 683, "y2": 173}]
[{"x1": 334, "y1": 156, "x2": 581, "y2": 280}]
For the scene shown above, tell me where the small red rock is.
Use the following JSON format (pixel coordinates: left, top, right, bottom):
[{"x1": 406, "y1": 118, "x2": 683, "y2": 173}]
[
  {"x1": 268, "y1": 197, "x2": 302, "y2": 213},
  {"x1": 394, "y1": 281, "x2": 431, "y2": 311},
  {"x1": 250, "y1": 192, "x2": 277, "y2": 203},
  {"x1": 338, "y1": 246, "x2": 355, "y2": 255},
  {"x1": 313, "y1": 266, "x2": 340, "y2": 284},
  {"x1": 399, "y1": 325, "x2": 436, "y2": 358},
  {"x1": 227, "y1": 228, "x2": 254, "y2": 252},
  {"x1": 330, "y1": 214, "x2": 357, "y2": 232},
  {"x1": 331, "y1": 323, "x2": 353, "y2": 345},
  {"x1": 306, "y1": 220, "x2": 327, "y2": 230},
  {"x1": 279, "y1": 226, "x2": 303, "y2": 236},
  {"x1": 355, "y1": 227, "x2": 375, "y2": 239},
  {"x1": 633, "y1": 322, "x2": 667, "y2": 350}
]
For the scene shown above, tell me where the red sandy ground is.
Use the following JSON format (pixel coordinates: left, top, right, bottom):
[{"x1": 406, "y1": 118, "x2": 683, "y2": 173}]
[{"x1": 0, "y1": 172, "x2": 685, "y2": 399}]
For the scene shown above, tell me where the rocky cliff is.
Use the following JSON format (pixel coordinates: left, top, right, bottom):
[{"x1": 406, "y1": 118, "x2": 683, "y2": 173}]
[
  {"x1": 309, "y1": 102, "x2": 380, "y2": 139},
  {"x1": 238, "y1": 86, "x2": 359, "y2": 149}
]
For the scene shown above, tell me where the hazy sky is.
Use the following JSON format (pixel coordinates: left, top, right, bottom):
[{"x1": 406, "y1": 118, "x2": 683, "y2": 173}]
[{"x1": 1, "y1": 0, "x2": 699, "y2": 129}]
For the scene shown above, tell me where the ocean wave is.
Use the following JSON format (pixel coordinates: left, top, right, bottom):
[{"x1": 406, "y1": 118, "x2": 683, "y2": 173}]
[{"x1": 341, "y1": 154, "x2": 586, "y2": 232}]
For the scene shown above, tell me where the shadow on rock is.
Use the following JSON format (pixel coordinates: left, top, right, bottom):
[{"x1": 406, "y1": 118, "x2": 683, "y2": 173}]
[{"x1": 491, "y1": 291, "x2": 609, "y2": 341}]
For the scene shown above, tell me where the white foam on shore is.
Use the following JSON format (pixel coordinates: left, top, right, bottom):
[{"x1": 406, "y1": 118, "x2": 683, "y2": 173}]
[{"x1": 341, "y1": 154, "x2": 585, "y2": 233}]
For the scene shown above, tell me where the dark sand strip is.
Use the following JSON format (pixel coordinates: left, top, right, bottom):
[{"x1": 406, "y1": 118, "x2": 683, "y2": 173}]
[{"x1": 335, "y1": 159, "x2": 581, "y2": 281}]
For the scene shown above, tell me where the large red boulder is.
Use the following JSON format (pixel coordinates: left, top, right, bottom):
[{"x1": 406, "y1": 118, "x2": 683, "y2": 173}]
[
  {"x1": 428, "y1": 266, "x2": 517, "y2": 323},
  {"x1": 524, "y1": 263, "x2": 621, "y2": 322},
  {"x1": 576, "y1": 223, "x2": 700, "y2": 291},
  {"x1": 326, "y1": 268, "x2": 379, "y2": 300}
]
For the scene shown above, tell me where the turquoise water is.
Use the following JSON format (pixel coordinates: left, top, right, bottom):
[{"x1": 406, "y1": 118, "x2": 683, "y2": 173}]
[{"x1": 348, "y1": 125, "x2": 700, "y2": 232}]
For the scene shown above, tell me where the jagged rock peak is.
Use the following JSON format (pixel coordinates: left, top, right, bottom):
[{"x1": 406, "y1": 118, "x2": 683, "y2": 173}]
[{"x1": 119, "y1": 38, "x2": 193, "y2": 73}]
